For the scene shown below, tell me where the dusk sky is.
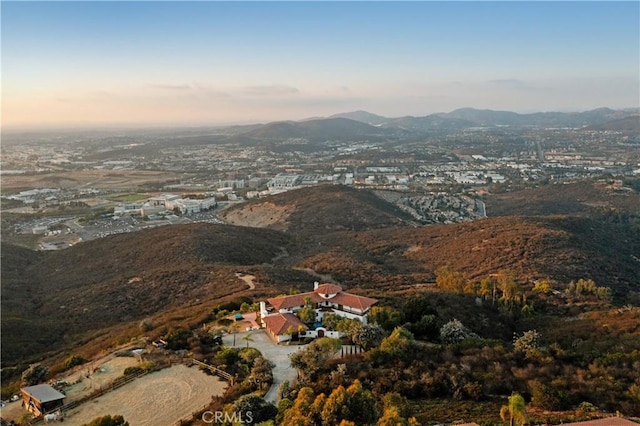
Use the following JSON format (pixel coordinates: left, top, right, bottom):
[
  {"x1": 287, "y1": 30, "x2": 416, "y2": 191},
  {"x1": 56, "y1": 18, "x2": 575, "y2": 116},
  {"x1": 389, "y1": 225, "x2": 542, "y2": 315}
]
[{"x1": 2, "y1": 1, "x2": 639, "y2": 128}]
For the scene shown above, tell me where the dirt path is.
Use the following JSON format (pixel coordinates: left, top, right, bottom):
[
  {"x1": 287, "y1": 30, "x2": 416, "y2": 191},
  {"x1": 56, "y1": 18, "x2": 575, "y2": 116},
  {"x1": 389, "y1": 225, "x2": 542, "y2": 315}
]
[
  {"x1": 63, "y1": 365, "x2": 226, "y2": 426},
  {"x1": 235, "y1": 272, "x2": 256, "y2": 290},
  {"x1": 293, "y1": 267, "x2": 336, "y2": 283}
]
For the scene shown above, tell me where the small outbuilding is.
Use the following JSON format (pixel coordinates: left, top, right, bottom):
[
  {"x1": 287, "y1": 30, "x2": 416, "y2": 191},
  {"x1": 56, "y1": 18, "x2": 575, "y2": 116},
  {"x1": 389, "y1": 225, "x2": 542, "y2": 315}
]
[{"x1": 21, "y1": 384, "x2": 65, "y2": 416}]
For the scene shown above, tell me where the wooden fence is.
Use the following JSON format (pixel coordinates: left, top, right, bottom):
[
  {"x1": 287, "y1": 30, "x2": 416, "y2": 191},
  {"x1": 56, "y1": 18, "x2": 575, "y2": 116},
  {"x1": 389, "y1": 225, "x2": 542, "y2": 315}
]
[{"x1": 189, "y1": 359, "x2": 233, "y2": 384}]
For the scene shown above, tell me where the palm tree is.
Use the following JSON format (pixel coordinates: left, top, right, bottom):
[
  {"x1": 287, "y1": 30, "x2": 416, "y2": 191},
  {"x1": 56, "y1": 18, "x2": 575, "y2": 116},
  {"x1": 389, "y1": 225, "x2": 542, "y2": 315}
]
[
  {"x1": 242, "y1": 333, "x2": 254, "y2": 348},
  {"x1": 500, "y1": 392, "x2": 527, "y2": 426},
  {"x1": 230, "y1": 323, "x2": 240, "y2": 346}
]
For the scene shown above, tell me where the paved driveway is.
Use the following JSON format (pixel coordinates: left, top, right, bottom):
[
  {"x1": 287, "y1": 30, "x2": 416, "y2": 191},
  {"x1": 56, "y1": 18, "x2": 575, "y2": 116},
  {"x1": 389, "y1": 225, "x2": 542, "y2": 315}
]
[{"x1": 223, "y1": 330, "x2": 303, "y2": 403}]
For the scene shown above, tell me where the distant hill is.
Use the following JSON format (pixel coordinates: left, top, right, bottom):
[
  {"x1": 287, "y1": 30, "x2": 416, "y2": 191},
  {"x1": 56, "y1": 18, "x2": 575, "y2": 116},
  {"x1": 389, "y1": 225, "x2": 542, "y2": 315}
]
[
  {"x1": 437, "y1": 107, "x2": 635, "y2": 128},
  {"x1": 324, "y1": 107, "x2": 638, "y2": 130},
  {"x1": 221, "y1": 185, "x2": 413, "y2": 234},
  {"x1": 238, "y1": 117, "x2": 393, "y2": 142},
  {"x1": 329, "y1": 111, "x2": 389, "y2": 126},
  {"x1": 583, "y1": 115, "x2": 640, "y2": 132},
  {"x1": 387, "y1": 115, "x2": 476, "y2": 131}
]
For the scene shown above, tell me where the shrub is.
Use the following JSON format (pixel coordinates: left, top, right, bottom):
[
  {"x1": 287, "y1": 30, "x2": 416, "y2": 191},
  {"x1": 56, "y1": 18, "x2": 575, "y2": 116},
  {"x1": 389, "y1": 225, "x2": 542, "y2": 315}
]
[
  {"x1": 439, "y1": 319, "x2": 478, "y2": 344},
  {"x1": 123, "y1": 366, "x2": 143, "y2": 376},
  {"x1": 82, "y1": 415, "x2": 129, "y2": 426},
  {"x1": 65, "y1": 355, "x2": 87, "y2": 370},
  {"x1": 21, "y1": 364, "x2": 48, "y2": 386}
]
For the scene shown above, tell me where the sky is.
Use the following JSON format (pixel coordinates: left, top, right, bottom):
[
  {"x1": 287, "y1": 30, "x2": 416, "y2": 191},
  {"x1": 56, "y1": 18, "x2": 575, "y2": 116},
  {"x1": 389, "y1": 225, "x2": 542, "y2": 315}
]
[{"x1": 2, "y1": 1, "x2": 639, "y2": 128}]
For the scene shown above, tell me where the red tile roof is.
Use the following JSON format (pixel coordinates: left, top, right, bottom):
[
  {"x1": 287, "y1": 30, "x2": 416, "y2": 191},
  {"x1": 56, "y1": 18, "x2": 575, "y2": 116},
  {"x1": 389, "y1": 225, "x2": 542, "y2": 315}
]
[
  {"x1": 330, "y1": 292, "x2": 378, "y2": 310},
  {"x1": 262, "y1": 313, "x2": 307, "y2": 336},
  {"x1": 267, "y1": 292, "x2": 323, "y2": 310},
  {"x1": 267, "y1": 287, "x2": 378, "y2": 311},
  {"x1": 315, "y1": 284, "x2": 343, "y2": 295}
]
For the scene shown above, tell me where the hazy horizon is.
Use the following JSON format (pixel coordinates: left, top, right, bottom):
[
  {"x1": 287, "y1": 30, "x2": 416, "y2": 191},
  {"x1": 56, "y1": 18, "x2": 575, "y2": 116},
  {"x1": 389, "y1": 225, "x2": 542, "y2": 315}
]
[{"x1": 2, "y1": 1, "x2": 639, "y2": 129}]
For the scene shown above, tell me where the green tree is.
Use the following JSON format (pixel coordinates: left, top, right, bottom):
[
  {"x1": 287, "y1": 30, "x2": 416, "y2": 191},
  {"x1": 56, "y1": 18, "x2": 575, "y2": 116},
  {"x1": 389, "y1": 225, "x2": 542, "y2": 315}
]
[
  {"x1": 232, "y1": 394, "x2": 277, "y2": 424},
  {"x1": 368, "y1": 306, "x2": 404, "y2": 331},
  {"x1": 322, "y1": 313, "x2": 342, "y2": 330},
  {"x1": 281, "y1": 387, "x2": 316, "y2": 425},
  {"x1": 65, "y1": 355, "x2": 86, "y2": 369},
  {"x1": 380, "y1": 327, "x2": 416, "y2": 356},
  {"x1": 321, "y1": 385, "x2": 350, "y2": 425},
  {"x1": 82, "y1": 415, "x2": 129, "y2": 426},
  {"x1": 230, "y1": 322, "x2": 241, "y2": 346},
  {"x1": 352, "y1": 324, "x2": 385, "y2": 349},
  {"x1": 249, "y1": 356, "x2": 274, "y2": 389},
  {"x1": 500, "y1": 392, "x2": 527, "y2": 426},
  {"x1": 410, "y1": 314, "x2": 438, "y2": 340},
  {"x1": 290, "y1": 338, "x2": 342, "y2": 380},
  {"x1": 529, "y1": 380, "x2": 562, "y2": 411},
  {"x1": 514, "y1": 330, "x2": 541, "y2": 357},
  {"x1": 21, "y1": 364, "x2": 48, "y2": 386},
  {"x1": 381, "y1": 392, "x2": 411, "y2": 419},
  {"x1": 298, "y1": 306, "x2": 317, "y2": 324},
  {"x1": 345, "y1": 380, "x2": 377, "y2": 424},
  {"x1": 378, "y1": 407, "x2": 409, "y2": 426},
  {"x1": 480, "y1": 277, "x2": 497, "y2": 304},
  {"x1": 242, "y1": 333, "x2": 254, "y2": 348},
  {"x1": 498, "y1": 270, "x2": 523, "y2": 307}
]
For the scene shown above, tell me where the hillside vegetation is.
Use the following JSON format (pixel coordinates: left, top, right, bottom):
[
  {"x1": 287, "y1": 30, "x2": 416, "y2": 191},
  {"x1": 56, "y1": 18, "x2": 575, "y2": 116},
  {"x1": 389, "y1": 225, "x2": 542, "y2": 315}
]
[
  {"x1": 1, "y1": 224, "x2": 295, "y2": 365},
  {"x1": 3, "y1": 183, "x2": 640, "y2": 422},
  {"x1": 485, "y1": 180, "x2": 640, "y2": 217}
]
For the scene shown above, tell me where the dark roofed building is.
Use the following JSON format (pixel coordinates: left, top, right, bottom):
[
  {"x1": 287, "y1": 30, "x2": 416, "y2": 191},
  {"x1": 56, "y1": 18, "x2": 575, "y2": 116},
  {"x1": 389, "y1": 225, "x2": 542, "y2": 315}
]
[{"x1": 21, "y1": 384, "x2": 65, "y2": 416}]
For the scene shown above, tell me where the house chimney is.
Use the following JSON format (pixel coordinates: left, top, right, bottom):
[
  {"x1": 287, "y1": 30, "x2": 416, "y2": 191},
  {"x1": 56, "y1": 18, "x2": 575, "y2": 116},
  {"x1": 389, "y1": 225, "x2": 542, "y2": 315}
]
[{"x1": 314, "y1": 281, "x2": 319, "y2": 290}]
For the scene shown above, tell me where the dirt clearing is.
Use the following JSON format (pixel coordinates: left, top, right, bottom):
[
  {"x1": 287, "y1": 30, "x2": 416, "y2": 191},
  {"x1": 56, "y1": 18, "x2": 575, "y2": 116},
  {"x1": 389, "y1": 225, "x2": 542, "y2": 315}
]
[{"x1": 63, "y1": 365, "x2": 226, "y2": 426}]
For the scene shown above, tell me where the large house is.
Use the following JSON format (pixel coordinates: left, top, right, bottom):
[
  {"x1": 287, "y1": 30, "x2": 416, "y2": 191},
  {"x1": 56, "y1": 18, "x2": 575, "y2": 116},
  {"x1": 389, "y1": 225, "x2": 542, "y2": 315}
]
[{"x1": 260, "y1": 282, "x2": 378, "y2": 342}]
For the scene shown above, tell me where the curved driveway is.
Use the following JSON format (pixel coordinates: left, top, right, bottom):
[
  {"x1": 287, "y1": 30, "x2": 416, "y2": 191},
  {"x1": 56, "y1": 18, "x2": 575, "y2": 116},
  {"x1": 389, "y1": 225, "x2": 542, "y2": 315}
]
[{"x1": 223, "y1": 330, "x2": 303, "y2": 403}]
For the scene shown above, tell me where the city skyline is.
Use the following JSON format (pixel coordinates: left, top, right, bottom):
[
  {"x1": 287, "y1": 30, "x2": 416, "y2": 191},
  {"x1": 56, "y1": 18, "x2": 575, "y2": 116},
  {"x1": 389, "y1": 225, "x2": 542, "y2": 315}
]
[{"x1": 2, "y1": 1, "x2": 639, "y2": 128}]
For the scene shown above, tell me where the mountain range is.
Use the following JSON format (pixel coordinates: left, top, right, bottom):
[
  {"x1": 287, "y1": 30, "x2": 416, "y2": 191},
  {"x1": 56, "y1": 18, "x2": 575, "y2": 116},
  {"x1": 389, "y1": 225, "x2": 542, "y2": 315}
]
[
  {"x1": 331, "y1": 107, "x2": 639, "y2": 131},
  {"x1": 139, "y1": 107, "x2": 638, "y2": 149},
  {"x1": 230, "y1": 107, "x2": 639, "y2": 145}
]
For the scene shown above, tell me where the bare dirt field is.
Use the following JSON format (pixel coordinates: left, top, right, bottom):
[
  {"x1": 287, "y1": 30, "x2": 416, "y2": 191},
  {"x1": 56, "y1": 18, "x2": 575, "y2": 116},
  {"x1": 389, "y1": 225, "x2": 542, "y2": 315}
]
[
  {"x1": 63, "y1": 357, "x2": 141, "y2": 402},
  {"x1": 221, "y1": 201, "x2": 291, "y2": 230},
  {"x1": 0, "y1": 356, "x2": 141, "y2": 422},
  {"x1": 1, "y1": 170, "x2": 182, "y2": 192},
  {"x1": 63, "y1": 365, "x2": 226, "y2": 426}
]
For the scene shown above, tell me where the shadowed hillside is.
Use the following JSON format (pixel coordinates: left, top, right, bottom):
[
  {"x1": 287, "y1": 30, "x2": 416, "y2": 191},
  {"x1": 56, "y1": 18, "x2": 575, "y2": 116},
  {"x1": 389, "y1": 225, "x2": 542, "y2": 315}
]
[{"x1": 0, "y1": 224, "x2": 294, "y2": 364}]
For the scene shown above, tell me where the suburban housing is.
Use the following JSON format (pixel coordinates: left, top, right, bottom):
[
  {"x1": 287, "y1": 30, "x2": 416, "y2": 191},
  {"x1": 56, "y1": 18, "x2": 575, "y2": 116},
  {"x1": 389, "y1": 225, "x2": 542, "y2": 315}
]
[{"x1": 260, "y1": 282, "x2": 378, "y2": 342}]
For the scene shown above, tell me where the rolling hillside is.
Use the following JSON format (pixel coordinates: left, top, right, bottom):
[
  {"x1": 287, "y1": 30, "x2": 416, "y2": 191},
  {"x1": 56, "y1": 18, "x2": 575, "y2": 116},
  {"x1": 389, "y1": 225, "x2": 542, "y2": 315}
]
[
  {"x1": 220, "y1": 184, "x2": 413, "y2": 234},
  {"x1": 299, "y1": 216, "x2": 640, "y2": 295},
  {"x1": 485, "y1": 180, "x2": 640, "y2": 217},
  {"x1": 3, "y1": 184, "x2": 639, "y2": 369},
  {"x1": 0, "y1": 224, "x2": 295, "y2": 364}
]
